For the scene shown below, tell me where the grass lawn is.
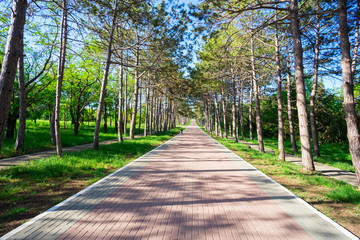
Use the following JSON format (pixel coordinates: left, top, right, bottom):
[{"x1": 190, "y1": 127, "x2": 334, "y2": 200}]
[
  {"x1": 244, "y1": 136, "x2": 354, "y2": 172},
  {"x1": 0, "y1": 126, "x2": 185, "y2": 236},
  {"x1": 210, "y1": 134, "x2": 360, "y2": 237},
  {"x1": 1, "y1": 120, "x2": 146, "y2": 159}
]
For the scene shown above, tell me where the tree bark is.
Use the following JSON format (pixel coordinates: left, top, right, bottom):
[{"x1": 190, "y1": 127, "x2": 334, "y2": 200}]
[
  {"x1": 221, "y1": 88, "x2": 228, "y2": 139},
  {"x1": 144, "y1": 77, "x2": 150, "y2": 137},
  {"x1": 50, "y1": 104, "x2": 56, "y2": 145},
  {"x1": 124, "y1": 69, "x2": 128, "y2": 136},
  {"x1": 15, "y1": 40, "x2": 26, "y2": 151},
  {"x1": 231, "y1": 68, "x2": 238, "y2": 142},
  {"x1": 310, "y1": 10, "x2": 320, "y2": 158},
  {"x1": 54, "y1": 0, "x2": 68, "y2": 157},
  {"x1": 338, "y1": 0, "x2": 360, "y2": 187},
  {"x1": 129, "y1": 44, "x2": 140, "y2": 139},
  {"x1": 249, "y1": 79, "x2": 253, "y2": 140},
  {"x1": 117, "y1": 62, "x2": 124, "y2": 142},
  {"x1": 214, "y1": 92, "x2": 222, "y2": 137},
  {"x1": 286, "y1": 45, "x2": 298, "y2": 154},
  {"x1": 0, "y1": 0, "x2": 27, "y2": 152},
  {"x1": 275, "y1": 15, "x2": 285, "y2": 160},
  {"x1": 93, "y1": 0, "x2": 118, "y2": 149},
  {"x1": 238, "y1": 79, "x2": 245, "y2": 139},
  {"x1": 138, "y1": 80, "x2": 142, "y2": 134},
  {"x1": 250, "y1": 33, "x2": 264, "y2": 152},
  {"x1": 103, "y1": 96, "x2": 108, "y2": 133},
  {"x1": 289, "y1": 0, "x2": 314, "y2": 171},
  {"x1": 351, "y1": 0, "x2": 360, "y2": 80}
]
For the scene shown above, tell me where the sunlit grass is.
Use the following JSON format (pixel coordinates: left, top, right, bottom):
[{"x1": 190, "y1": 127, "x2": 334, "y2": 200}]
[
  {"x1": 1, "y1": 120, "x2": 144, "y2": 158},
  {"x1": 242, "y1": 136, "x2": 354, "y2": 172}
]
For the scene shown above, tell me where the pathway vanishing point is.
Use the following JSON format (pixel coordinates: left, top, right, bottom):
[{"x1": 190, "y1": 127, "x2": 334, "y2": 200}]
[{"x1": 1, "y1": 120, "x2": 358, "y2": 239}]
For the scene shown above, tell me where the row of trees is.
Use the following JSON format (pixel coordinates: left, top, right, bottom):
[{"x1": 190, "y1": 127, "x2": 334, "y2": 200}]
[
  {"x1": 190, "y1": 0, "x2": 360, "y2": 188},
  {"x1": 0, "y1": 1, "x2": 193, "y2": 157}
]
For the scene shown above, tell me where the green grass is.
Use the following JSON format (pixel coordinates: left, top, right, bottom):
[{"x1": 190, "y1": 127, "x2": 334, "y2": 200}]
[
  {"x1": 0, "y1": 126, "x2": 184, "y2": 232},
  {"x1": 201, "y1": 126, "x2": 360, "y2": 205},
  {"x1": 243, "y1": 136, "x2": 354, "y2": 172},
  {"x1": 1, "y1": 120, "x2": 146, "y2": 159}
]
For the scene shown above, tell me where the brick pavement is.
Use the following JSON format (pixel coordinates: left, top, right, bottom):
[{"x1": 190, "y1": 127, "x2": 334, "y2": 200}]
[{"x1": 1, "y1": 120, "x2": 357, "y2": 239}]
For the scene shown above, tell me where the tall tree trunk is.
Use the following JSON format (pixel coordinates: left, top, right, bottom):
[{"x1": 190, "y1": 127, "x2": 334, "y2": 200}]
[
  {"x1": 275, "y1": 15, "x2": 285, "y2": 160},
  {"x1": 15, "y1": 40, "x2": 26, "y2": 150},
  {"x1": 338, "y1": 0, "x2": 360, "y2": 187},
  {"x1": 50, "y1": 104, "x2": 56, "y2": 145},
  {"x1": 214, "y1": 92, "x2": 222, "y2": 137},
  {"x1": 251, "y1": 33, "x2": 264, "y2": 152},
  {"x1": 6, "y1": 111, "x2": 17, "y2": 139},
  {"x1": 149, "y1": 88, "x2": 154, "y2": 135},
  {"x1": 144, "y1": 78, "x2": 150, "y2": 137},
  {"x1": 138, "y1": 80, "x2": 142, "y2": 134},
  {"x1": 74, "y1": 106, "x2": 81, "y2": 135},
  {"x1": 124, "y1": 69, "x2": 128, "y2": 136},
  {"x1": 221, "y1": 88, "x2": 228, "y2": 139},
  {"x1": 129, "y1": 45, "x2": 140, "y2": 139},
  {"x1": 103, "y1": 97, "x2": 108, "y2": 133},
  {"x1": 289, "y1": 0, "x2": 314, "y2": 171},
  {"x1": 249, "y1": 80, "x2": 253, "y2": 140},
  {"x1": 286, "y1": 45, "x2": 298, "y2": 154},
  {"x1": 351, "y1": 0, "x2": 360, "y2": 80},
  {"x1": 231, "y1": 68, "x2": 238, "y2": 142},
  {"x1": 54, "y1": 0, "x2": 68, "y2": 157},
  {"x1": 117, "y1": 63, "x2": 124, "y2": 142},
  {"x1": 93, "y1": 1, "x2": 118, "y2": 149},
  {"x1": 238, "y1": 80, "x2": 245, "y2": 139},
  {"x1": 310, "y1": 11, "x2": 321, "y2": 158},
  {"x1": 0, "y1": 0, "x2": 27, "y2": 152}
]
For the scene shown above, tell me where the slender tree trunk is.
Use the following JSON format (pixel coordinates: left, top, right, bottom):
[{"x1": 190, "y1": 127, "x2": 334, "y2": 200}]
[
  {"x1": 310, "y1": 11, "x2": 321, "y2": 158},
  {"x1": 93, "y1": 0, "x2": 118, "y2": 149},
  {"x1": 251, "y1": 33, "x2": 264, "y2": 152},
  {"x1": 214, "y1": 92, "x2": 222, "y2": 137},
  {"x1": 351, "y1": 0, "x2": 360, "y2": 80},
  {"x1": 50, "y1": 104, "x2": 56, "y2": 145},
  {"x1": 129, "y1": 45, "x2": 140, "y2": 139},
  {"x1": 290, "y1": 0, "x2": 314, "y2": 171},
  {"x1": 221, "y1": 88, "x2": 228, "y2": 139},
  {"x1": 275, "y1": 15, "x2": 285, "y2": 160},
  {"x1": 286, "y1": 46, "x2": 298, "y2": 154},
  {"x1": 338, "y1": 0, "x2": 360, "y2": 187},
  {"x1": 103, "y1": 97, "x2": 108, "y2": 133},
  {"x1": 124, "y1": 70, "x2": 128, "y2": 136},
  {"x1": 238, "y1": 80, "x2": 245, "y2": 139},
  {"x1": 15, "y1": 38, "x2": 26, "y2": 151},
  {"x1": 74, "y1": 106, "x2": 81, "y2": 135},
  {"x1": 117, "y1": 63, "x2": 124, "y2": 142},
  {"x1": 138, "y1": 80, "x2": 142, "y2": 134},
  {"x1": 144, "y1": 78, "x2": 150, "y2": 137},
  {"x1": 0, "y1": 0, "x2": 27, "y2": 152},
  {"x1": 231, "y1": 68, "x2": 238, "y2": 142},
  {"x1": 149, "y1": 88, "x2": 154, "y2": 135},
  {"x1": 55, "y1": 0, "x2": 68, "y2": 157},
  {"x1": 249, "y1": 80, "x2": 253, "y2": 140}
]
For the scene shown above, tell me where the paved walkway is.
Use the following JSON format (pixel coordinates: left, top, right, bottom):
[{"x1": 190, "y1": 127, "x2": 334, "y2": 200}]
[
  {"x1": 1, "y1": 121, "x2": 357, "y2": 239},
  {"x1": 0, "y1": 134, "x2": 143, "y2": 170},
  {"x1": 238, "y1": 140, "x2": 358, "y2": 187}
]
